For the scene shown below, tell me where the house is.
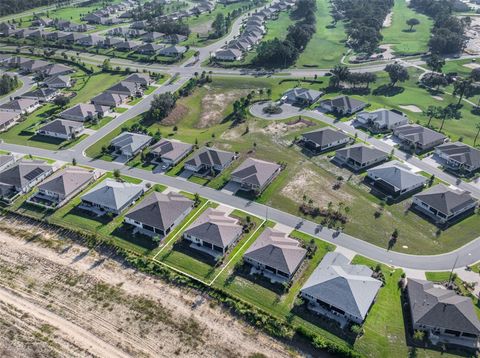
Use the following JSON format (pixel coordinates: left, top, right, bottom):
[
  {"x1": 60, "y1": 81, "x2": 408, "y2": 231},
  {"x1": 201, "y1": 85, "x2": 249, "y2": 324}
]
[
  {"x1": 83, "y1": 13, "x2": 104, "y2": 24},
  {"x1": 299, "y1": 128, "x2": 350, "y2": 154},
  {"x1": 44, "y1": 31, "x2": 69, "y2": 42},
  {"x1": 149, "y1": 139, "x2": 193, "y2": 167},
  {"x1": 281, "y1": 88, "x2": 323, "y2": 106},
  {"x1": 182, "y1": 208, "x2": 243, "y2": 257},
  {"x1": 124, "y1": 192, "x2": 193, "y2": 237},
  {"x1": 27, "y1": 167, "x2": 95, "y2": 208},
  {"x1": 412, "y1": 184, "x2": 478, "y2": 225},
  {"x1": 230, "y1": 158, "x2": 281, "y2": 193},
  {"x1": 131, "y1": 20, "x2": 148, "y2": 29},
  {"x1": 300, "y1": 252, "x2": 382, "y2": 325},
  {"x1": 406, "y1": 278, "x2": 480, "y2": 348},
  {"x1": 80, "y1": 179, "x2": 144, "y2": 216},
  {"x1": 159, "y1": 45, "x2": 187, "y2": 57},
  {"x1": 103, "y1": 37, "x2": 123, "y2": 48},
  {"x1": 63, "y1": 32, "x2": 86, "y2": 43},
  {"x1": 0, "y1": 160, "x2": 54, "y2": 203},
  {"x1": 91, "y1": 92, "x2": 128, "y2": 107},
  {"x1": 40, "y1": 63, "x2": 74, "y2": 77},
  {"x1": 0, "y1": 22, "x2": 16, "y2": 36},
  {"x1": 227, "y1": 39, "x2": 251, "y2": 52},
  {"x1": 366, "y1": 161, "x2": 427, "y2": 198},
  {"x1": 334, "y1": 144, "x2": 388, "y2": 171},
  {"x1": 162, "y1": 34, "x2": 187, "y2": 44},
  {"x1": 243, "y1": 228, "x2": 306, "y2": 282},
  {"x1": 19, "y1": 59, "x2": 50, "y2": 73},
  {"x1": 115, "y1": 40, "x2": 141, "y2": 51},
  {"x1": 107, "y1": 81, "x2": 143, "y2": 97},
  {"x1": 43, "y1": 75, "x2": 72, "y2": 88},
  {"x1": 36, "y1": 119, "x2": 85, "y2": 140},
  {"x1": 184, "y1": 147, "x2": 236, "y2": 175},
  {"x1": 110, "y1": 131, "x2": 152, "y2": 158},
  {"x1": 319, "y1": 96, "x2": 367, "y2": 115},
  {"x1": 0, "y1": 154, "x2": 15, "y2": 172},
  {"x1": 59, "y1": 103, "x2": 109, "y2": 122},
  {"x1": 141, "y1": 31, "x2": 164, "y2": 42},
  {"x1": 21, "y1": 88, "x2": 59, "y2": 103},
  {"x1": 123, "y1": 73, "x2": 153, "y2": 88},
  {"x1": 434, "y1": 142, "x2": 480, "y2": 175},
  {"x1": 393, "y1": 124, "x2": 447, "y2": 153},
  {"x1": 0, "y1": 112, "x2": 20, "y2": 132},
  {"x1": 355, "y1": 109, "x2": 408, "y2": 132},
  {"x1": 0, "y1": 98, "x2": 39, "y2": 114},
  {"x1": 214, "y1": 48, "x2": 243, "y2": 61},
  {"x1": 76, "y1": 34, "x2": 105, "y2": 47},
  {"x1": 136, "y1": 43, "x2": 163, "y2": 55}
]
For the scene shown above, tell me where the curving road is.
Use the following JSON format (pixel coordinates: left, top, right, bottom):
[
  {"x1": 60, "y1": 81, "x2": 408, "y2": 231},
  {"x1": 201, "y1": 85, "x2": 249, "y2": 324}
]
[{"x1": 0, "y1": 74, "x2": 34, "y2": 105}]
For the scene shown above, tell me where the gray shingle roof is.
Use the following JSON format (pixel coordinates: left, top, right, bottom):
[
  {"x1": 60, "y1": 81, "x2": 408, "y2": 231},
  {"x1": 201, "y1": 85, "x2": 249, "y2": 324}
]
[
  {"x1": 0, "y1": 98, "x2": 37, "y2": 111},
  {"x1": 301, "y1": 252, "x2": 382, "y2": 320},
  {"x1": 231, "y1": 158, "x2": 280, "y2": 187},
  {"x1": 111, "y1": 132, "x2": 152, "y2": 154},
  {"x1": 150, "y1": 139, "x2": 193, "y2": 161},
  {"x1": 0, "y1": 112, "x2": 19, "y2": 126},
  {"x1": 22, "y1": 88, "x2": 57, "y2": 99},
  {"x1": 244, "y1": 228, "x2": 306, "y2": 275},
  {"x1": 321, "y1": 96, "x2": 367, "y2": 111},
  {"x1": 81, "y1": 179, "x2": 143, "y2": 211},
  {"x1": 59, "y1": 103, "x2": 108, "y2": 120},
  {"x1": 185, "y1": 147, "x2": 234, "y2": 168},
  {"x1": 367, "y1": 160, "x2": 427, "y2": 192},
  {"x1": 0, "y1": 160, "x2": 53, "y2": 189},
  {"x1": 335, "y1": 144, "x2": 388, "y2": 164},
  {"x1": 0, "y1": 154, "x2": 14, "y2": 168},
  {"x1": 283, "y1": 88, "x2": 323, "y2": 102},
  {"x1": 38, "y1": 119, "x2": 83, "y2": 136},
  {"x1": 125, "y1": 191, "x2": 193, "y2": 231},
  {"x1": 44, "y1": 75, "x2": 71, "y2": 86},
  {"x1": 183, "y1": 208, "x2": 242, "y2": 249},
  {"x1": 436, "y1": 142, "x2": 480, "y2": 169},
  {"x1": 360, "y1": 108, "x2": 408, "y2": 128},
  {"x1": 124, "y1": 73, "x2": 152, "y2": 86},
  {"x1": 407, "y1": 278, "x2": 480, "y2": 335},
  {"x1": 394, "y1": 124, "x2": 446, "y2": 147},
  {"x1": 414, "y1": 184, "x2": 477, "y2": 217},
  {"x1": 301, "y1": 128, "x2": 349, "y2": 147},
  {"x1": 91, "y1": 92, "x2": 127, "y2": 106},
  {"x1": 38, "y1": 167, "x2": 94, "y2": 197}
]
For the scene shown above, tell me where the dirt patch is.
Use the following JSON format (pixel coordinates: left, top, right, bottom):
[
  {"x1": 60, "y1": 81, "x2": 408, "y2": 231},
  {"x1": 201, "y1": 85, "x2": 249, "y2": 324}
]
[
  {"x1": 190, "y1": 21, "x2": 213, "y2": 35},
  {"x1": 379, "y1": 44, "x2": 395, "y2": 60},
  {"x1": 463, "y1": 63, "x2": 480, "y2": 69},
  {"x1": 161, "y1": 104, "x2": 189, "y2": 126},
  {"x1": 399, "y1": 104, "x2": 422, "y2": 113},
  {"x1": 0, "y1": 218, "x2": 296, "y2": 358},
  {"x1": 281, "y1": 167, "x2": 353, "y2": 208},
  {"x1": 197, "y1": 88, "x2": 251, "y2": 128},
  {"x1": 383, "y1": 11, "x2": 393, "y2": 28},
  {"x1": 261, "y1": 121, "x2": 309, "y2": 137}
]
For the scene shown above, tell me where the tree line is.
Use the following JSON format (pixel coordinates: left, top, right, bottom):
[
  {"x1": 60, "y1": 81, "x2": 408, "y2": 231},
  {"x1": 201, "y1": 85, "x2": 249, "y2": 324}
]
[
  {"x1": 0, "y1": 0, "x2": 69, "y2": 16},
  {"x1": 332, "y1": 0, "x2": 394, "y2": 55},
  {"x1": 410, "y1": 0, "x2": 468, "y2": 54},
  {"x1": 253, "y1": 0, "x2": 317, "y2": 68}
]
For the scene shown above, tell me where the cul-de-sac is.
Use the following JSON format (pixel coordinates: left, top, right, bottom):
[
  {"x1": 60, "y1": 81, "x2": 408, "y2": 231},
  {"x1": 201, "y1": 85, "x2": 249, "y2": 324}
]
[{"x1": 1, "y1": 0, "x2": 480, "y2": 357}]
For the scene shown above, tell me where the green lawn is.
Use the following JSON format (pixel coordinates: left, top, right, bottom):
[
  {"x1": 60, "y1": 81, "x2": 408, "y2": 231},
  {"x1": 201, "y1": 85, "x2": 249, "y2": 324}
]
[
  {"x1": 295, "y1": 0, "x2": 347, "y2": 69},
  {"x1": 380, "y1": 0, "x2": 433, "y2": 55},
  {"x1": 262, "y1": 11, "x2": 294, "y2": 42}
]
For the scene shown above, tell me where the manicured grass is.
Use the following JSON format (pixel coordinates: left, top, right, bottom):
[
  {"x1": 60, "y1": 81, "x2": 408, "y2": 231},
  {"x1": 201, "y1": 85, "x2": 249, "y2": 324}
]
[
  {"x1": 115, "y1": 107, "x2": 128, "y2": 113},
  {"x1": 295, "y1": 0, "x2": 347, "y2": 69},
  {"x1": 381, "y1": 0, "x2": 432, "y2": 55},
  {"x1": 67, "y1": 71, "x2": 125, "y2": 105},
  {"x1": 262, "y1": 11, "x2": 294, "y2": 42},
  {"x1": 88, "y1": 116, "x2": 114, "y2": 130}
]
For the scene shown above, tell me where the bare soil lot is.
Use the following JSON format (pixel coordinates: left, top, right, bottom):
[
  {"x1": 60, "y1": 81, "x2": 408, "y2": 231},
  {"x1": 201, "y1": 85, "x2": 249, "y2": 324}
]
[{"x1": 0, "y1": 217, "x2": 296, "y2": 358}]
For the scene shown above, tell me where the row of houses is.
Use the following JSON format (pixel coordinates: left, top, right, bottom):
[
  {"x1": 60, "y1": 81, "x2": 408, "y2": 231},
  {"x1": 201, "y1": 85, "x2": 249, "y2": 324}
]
[
  {"x1": 214, "y1": 0, "x2": 296, "y2": 61},
  {"x1": 283, "y1": 88, "x2": 480, "y2": 176}
]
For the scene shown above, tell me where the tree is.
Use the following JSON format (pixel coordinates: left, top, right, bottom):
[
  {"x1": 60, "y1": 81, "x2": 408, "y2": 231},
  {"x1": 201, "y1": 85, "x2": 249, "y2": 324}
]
[
  {"x1": 471, "y1": 67, "x2": 480, "y2": 82},
  {"x1": 113, "y1": 169, "x2": 121, "y2": 179},
  {"x1": 453, "y1": 78, "x2": 474, "y2": 105},
  {"x1": 422, "y1": 73, "x2": 448, "y2": 90},
  {"x1": 72, "y1": 158, "x2": 77, "y2": 166},
  {"x1": 439, "y1": 104, "x2": 461, "y2": 132},
  {"x1": 146, "y1": 92, "x2": 177, "y2": 122},
  {"x1": 426, "y1": 54, "x2": 445, "y2": 73},
  {"x1": 406, "y1": 18, "x2": 420, "y2": 31},
  {"x1": 329, "y1": 65, "x2": 350, "y2": 88},
  {"x1": 423, "y1": 106, "x2": 441, "y2": 127},
  {"x1": 53, "y1": 95, "x2": 70, "y2": 108},
  {"x1": 413, "y1": 330, "x2": 425, "y2": 342},
  {"x1": 384, "y1": 63, "x2": 409, "y2": 87},
  {"x1": 474, "y1": 122, "x2": 480, "y2": 146},
  {"x1": 211, "y1": 13, "x2": 226, "y2": 37}
]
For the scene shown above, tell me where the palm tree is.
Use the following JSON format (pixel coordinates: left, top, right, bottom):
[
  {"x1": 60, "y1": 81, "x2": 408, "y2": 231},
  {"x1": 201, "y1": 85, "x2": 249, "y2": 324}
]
[
  {"x1": 474, "y1": 122, "x2": 480, "y2": 147},
  {"x1": 439, "y1": 105, "x2": 459, "y2": 132},
  {"x1": 423, "y1": 106, "x2": 441, "y2": 127}
]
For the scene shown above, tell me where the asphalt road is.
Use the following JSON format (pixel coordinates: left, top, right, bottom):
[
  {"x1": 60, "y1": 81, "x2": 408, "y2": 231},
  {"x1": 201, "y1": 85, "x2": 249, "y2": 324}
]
[{"x1": 0, "y1": 74, "x2": 34, "y2": 105}]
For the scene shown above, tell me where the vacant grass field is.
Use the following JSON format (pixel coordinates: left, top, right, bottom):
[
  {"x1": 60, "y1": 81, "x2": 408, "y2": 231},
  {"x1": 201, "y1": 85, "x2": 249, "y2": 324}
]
[
  {"x1": 381, "y1": 0, "x2": 432, "y2": 55},
  {"x1": 295, "y1": 0, "x2": 347, "y2": 69}
]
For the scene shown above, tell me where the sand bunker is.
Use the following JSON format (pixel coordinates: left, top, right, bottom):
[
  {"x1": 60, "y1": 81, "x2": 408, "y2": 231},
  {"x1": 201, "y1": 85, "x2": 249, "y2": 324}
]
[
  {"x1": 463, "y1": 63, "x2": 480, "y2": 69},
  {"x1": 383, "y1": 11, "x2": 393, "y2": 28},
  {"x1": 399, "y1": 105, "x2": 422, "y2": 113},
  {"x1": 432, "y1": 95, "x2": 443, "y2": 101}
]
